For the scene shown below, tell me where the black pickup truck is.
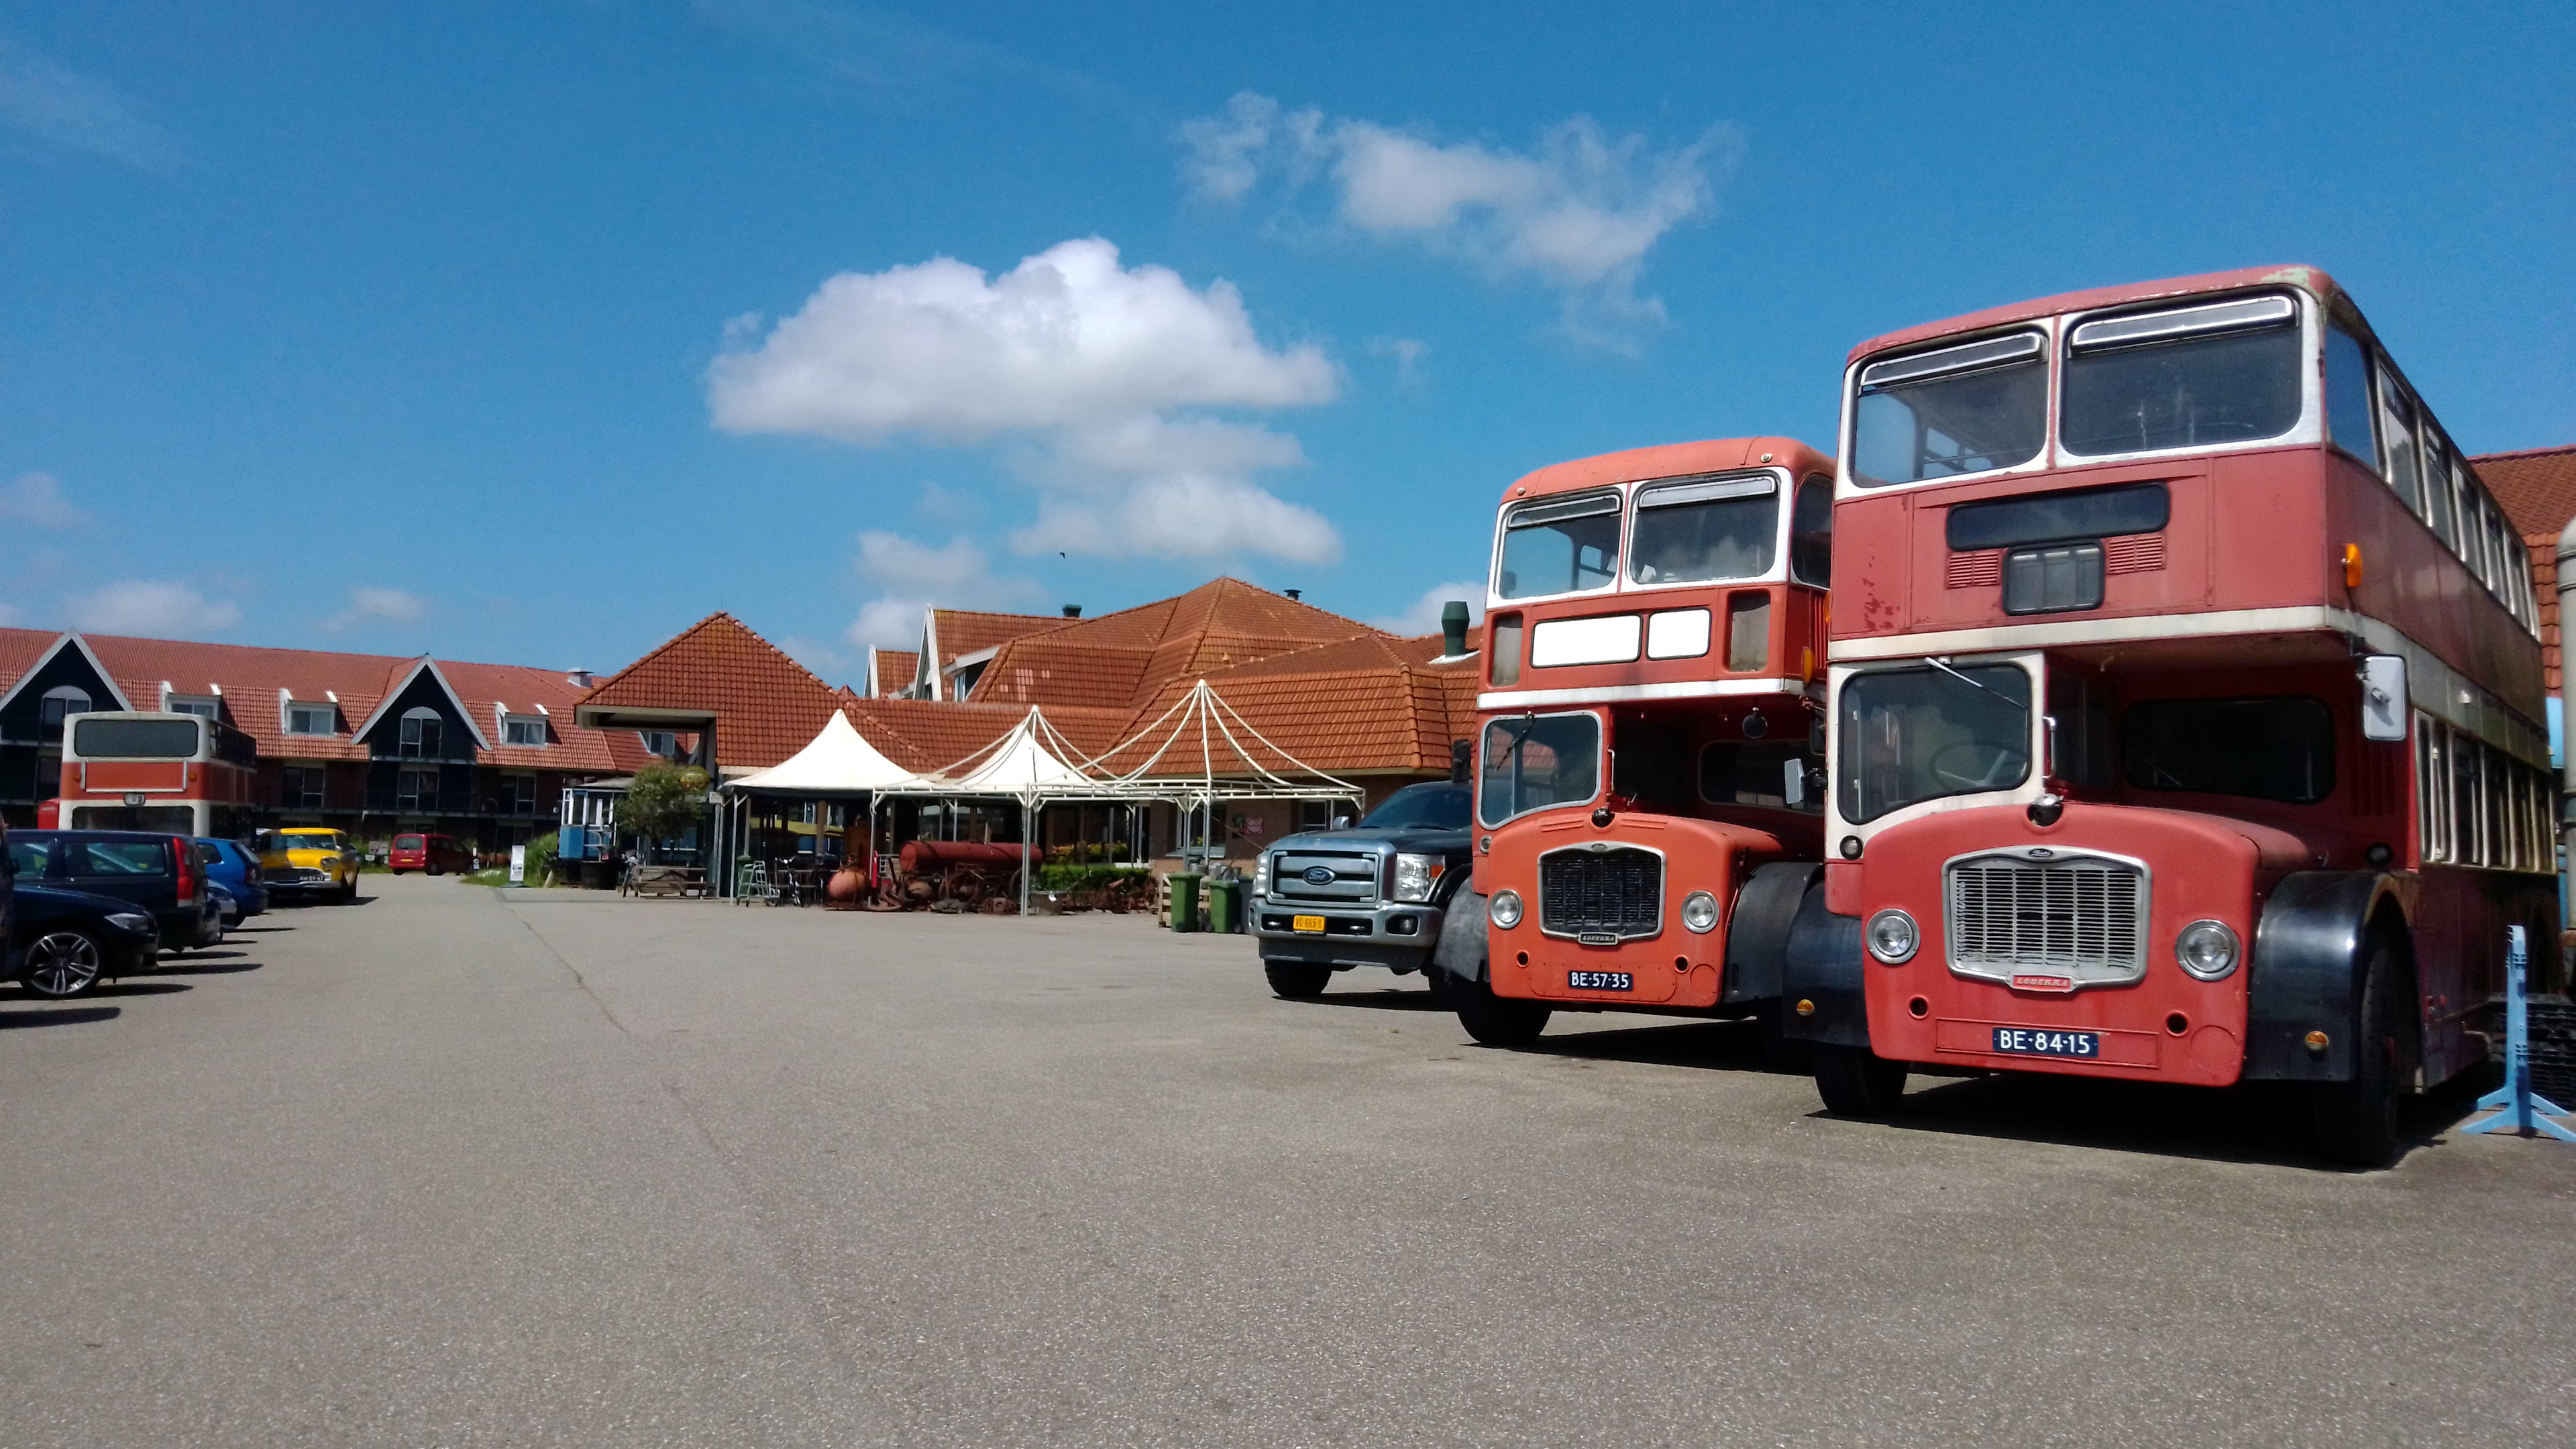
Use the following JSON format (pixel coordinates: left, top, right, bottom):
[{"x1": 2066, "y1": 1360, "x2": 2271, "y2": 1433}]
[{"x1": 1248, "y1": 781, "x2": 1476, "y2": 998}]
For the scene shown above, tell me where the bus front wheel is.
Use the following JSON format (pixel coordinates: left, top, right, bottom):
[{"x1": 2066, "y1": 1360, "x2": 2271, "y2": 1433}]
[
  {"x1": 1813, "y1": 1043, "x2": 1907, "y2": 1116},
  {"x1": 1448, "y1": 967, "x2": 1550, "y2": 1047},
  {"x1": 2311, "y1": 934, "x2": 2408, "y2": 1169}
]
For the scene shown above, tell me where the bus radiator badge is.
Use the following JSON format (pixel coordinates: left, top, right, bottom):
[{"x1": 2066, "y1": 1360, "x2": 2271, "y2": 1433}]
[{"x1": 2010, "y1": 974, "x2": 2076, "y2": 994}]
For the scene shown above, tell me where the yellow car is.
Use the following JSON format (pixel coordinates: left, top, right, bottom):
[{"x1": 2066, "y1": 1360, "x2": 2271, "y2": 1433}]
[{"x1": 255, "y1": 828, "x2": 360, "y2": 904}]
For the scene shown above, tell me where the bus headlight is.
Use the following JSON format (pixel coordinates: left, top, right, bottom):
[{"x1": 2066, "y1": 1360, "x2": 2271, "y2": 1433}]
[
  {"x1": 1392, "y1": 853, "x2": 1445, "y2": 903},
  {"x1": 2175, "y1": 920, "x2": 2241, "y2": 980},
  {"x1": 1680, "y1": 890, "x2": 1719, "y2": 934},
  {"x1": 1489, "y1": 890, "x2": 1523, "y2": 928},
  {"x1": 1866, "y1": 908, "x2": 1919, "y2": 964}
]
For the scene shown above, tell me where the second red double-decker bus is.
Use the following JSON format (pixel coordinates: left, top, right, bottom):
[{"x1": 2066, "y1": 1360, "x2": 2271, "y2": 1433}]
[
  {"x1": 56, "y1": 710, "x2": 261, "y2": 839},
  {"x1": 1438, "y1": 438, "x2": 1835, "y2": 1052},
  {"x1": 1782, "y1": 264, "x2": 2557, "y2": 1165}
]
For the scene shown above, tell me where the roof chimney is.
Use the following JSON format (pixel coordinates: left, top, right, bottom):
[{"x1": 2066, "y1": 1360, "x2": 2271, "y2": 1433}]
[
  {"x1": 567, "y1": 669, "x2": 594, "y2": 688},
  {"x1": 1062, "y1": 604, "x2": 1082, "y2": 618},
  {"x1": 1284, "y1": 588, "x2": 1302, "y2": 602},
  {"x1": 1440, "y1": 600, "x2": 1470, "y2": 658}
]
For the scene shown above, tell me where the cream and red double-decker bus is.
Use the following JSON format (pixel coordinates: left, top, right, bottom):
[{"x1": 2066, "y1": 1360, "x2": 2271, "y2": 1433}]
[
  {"x1": 1438, "y1": 438, "x2": 1835, "y2": 1052},
  {"x1": 1783, "y1": 264, "x2": 2557, "y2": 1165}
]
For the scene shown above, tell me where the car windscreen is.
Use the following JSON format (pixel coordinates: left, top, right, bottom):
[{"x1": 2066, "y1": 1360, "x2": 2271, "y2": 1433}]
[
  {"x1": 2060, "y1": 295, "x2": 2302, "y2": 457},
  {"x1": 2123, "y1": 695, "x2": 2334, "y2": 804},
  {"x1": 1361, "y1": 784, "x2": 1472, "y2": 831},
  {"x1": 71, "y1": 716, "x2": 201, "y2": 759},
  {"x1": 1852, "y1": 333, "x2": 2047, "y2": 485},
  {"x1": 1478, "y1": 712, "x2": 1602, "y2": 828},
  {"x1": 1495, "y1": 491, "x2": 1621, "y2": 599},
  {"x1": 1838, "y1": 663, "x2": 2032, "y2": 823},
  {"x1": 1629, "y1": 474, "x2": 1778, "y2": 585}
]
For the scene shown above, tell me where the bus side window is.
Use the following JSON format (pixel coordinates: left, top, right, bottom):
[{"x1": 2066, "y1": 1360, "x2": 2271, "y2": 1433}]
[
  {"x1": 2045, "y1": 668, "x2": 2114, "y2": 792},
  {"x1": 2323, "y1": 326, "x2": 2379, "y2": 474},
  {"x1": 2378, "y1": 369, "x2": 2430, "y2": 533},
  {"x1": 2414, "y1": 717, "x2": 2450, "y2": 863},
  {"x1": 1790, "y1": 476, "x2": 1832, "y2": 586}
]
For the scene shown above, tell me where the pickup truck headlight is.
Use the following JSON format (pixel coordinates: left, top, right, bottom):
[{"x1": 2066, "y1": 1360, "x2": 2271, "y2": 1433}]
[
  {"x1": 1391, "y1": 853, "x2": 1445, "y2": 903},
  {"x1": 106, "y1": 912, "x2": 154, "y2": 934},
  {"x1": 1253, "y1": 853, "x2": 1270, "y2": 894}
]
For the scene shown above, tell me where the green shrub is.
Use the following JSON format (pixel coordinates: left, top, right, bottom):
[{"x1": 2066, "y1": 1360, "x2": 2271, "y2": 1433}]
[{"x1": 1035, "y1": 863, "x2": 1152, "y2": 891}]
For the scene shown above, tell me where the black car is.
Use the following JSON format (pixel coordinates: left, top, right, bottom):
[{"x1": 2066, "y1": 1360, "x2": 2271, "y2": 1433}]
[
  {"x1": 1249, "y1": 781, "x2": 1477, "y2": 998},
  {"x1": 4, "y1": 830, "x2": 216, "y2": 954},
  {"x1": 8, "y1": 882, "x2": 160, "y2": 999}
]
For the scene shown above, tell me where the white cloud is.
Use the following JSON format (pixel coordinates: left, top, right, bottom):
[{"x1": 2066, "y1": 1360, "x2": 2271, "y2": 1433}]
[
  {"x1": 1368, "y1": 335, "x2": 1430, "y2": 383},
  {"x1": 319, "y1": 586, "x2": 428, "y2": 633},
  {"x1": 68, "y1": 580, "x2": 241, "y2": 638},
  {"x1": 775, "y1": 634, "x2": 852, "y2": 682},
  {"x1": 0, "y1": 471, "x2": 83, "y2": 527},
  {"x1": 0, "y1": 38, "x2": 184, "y2": 172},
  {"x1": 710, "y1": 237, "x2": 1344, "y2": 566},
  {"x1": 843, "y1": 530, "x2": 1046, "y2": 649},
  {"x1": 1181, "y1": 93, "x2": 1739, "y2": 333},
  {"x1": 1370, "y1": 582, "x2": 1487, "y2": 638}
]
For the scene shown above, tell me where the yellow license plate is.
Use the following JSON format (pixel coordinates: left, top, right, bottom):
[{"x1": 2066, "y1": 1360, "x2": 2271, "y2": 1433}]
[{"x1": 1292, "y1": 915, "x2": 1326, "y2": 934}]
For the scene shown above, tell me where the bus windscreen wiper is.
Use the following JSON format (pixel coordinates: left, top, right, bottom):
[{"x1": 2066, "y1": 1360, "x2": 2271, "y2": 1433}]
[{"x1": 1924, "y1": 655, "x2": 2027, "y2": 711}]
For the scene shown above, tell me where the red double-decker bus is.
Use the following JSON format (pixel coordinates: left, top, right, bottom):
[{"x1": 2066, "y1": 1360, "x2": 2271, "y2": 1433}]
[
  {"x1": 1782, "y1": 264, "x2": 2557, "y2": 1165},
  {"x1": 1439, "y1": 438, "x2": 1835, "y2": 1051},
  {"x1": 54, "y1": 710, "x2": 261, "y2": 839}
]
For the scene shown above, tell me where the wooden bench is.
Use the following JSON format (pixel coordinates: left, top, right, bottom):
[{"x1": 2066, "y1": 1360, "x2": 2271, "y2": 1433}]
[{"x1": 626, "y1": 865, "x2": 705, "y2": 898}]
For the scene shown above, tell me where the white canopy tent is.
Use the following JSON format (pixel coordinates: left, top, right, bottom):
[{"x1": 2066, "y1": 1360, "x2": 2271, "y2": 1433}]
[{"x1": 720, "y1": 711, "x2": 937, "y2": 898}]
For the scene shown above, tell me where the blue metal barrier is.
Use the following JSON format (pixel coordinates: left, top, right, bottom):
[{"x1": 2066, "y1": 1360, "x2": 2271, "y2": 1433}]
[{"x1": 2461, "y1": 925, "x2": 2576, "y2": 1142}]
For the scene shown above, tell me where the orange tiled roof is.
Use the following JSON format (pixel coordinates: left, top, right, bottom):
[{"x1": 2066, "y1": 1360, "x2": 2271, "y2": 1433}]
[
  {"x1": 2477, "y1": 445, "x2": 2576, "y2": 694},
  {"x1": 930, "y1": 609, "x2": 1061, "y2": 674},
  {"x1": 866, "y1": 649, "x2": 919, "y2": 698},
  {"x1": 0, "y1": 627, "x2": 625, "y2": 771},
  {"x1": 577, "y1": 613, "x2": 841, "y2": 769}
]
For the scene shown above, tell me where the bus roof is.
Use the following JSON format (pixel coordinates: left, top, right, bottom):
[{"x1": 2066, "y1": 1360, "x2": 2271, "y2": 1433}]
[
  {"x1": 1844, "y1": 263, "x2": 2353, "y2": 368},
  {"x1": 1497, "y1": 437, "x2": 1833, "y2": 505}
]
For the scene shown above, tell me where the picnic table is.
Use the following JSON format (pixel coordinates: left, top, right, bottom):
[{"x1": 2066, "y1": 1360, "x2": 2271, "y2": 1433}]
[{"x1": 625, "y1": 864, "x2": 707, "y2": 898}]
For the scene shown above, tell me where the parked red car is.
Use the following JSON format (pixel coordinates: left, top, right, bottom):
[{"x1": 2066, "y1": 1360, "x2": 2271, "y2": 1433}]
[{"x1": 388, "y1": 833, "x2": 472, "y2": 875}]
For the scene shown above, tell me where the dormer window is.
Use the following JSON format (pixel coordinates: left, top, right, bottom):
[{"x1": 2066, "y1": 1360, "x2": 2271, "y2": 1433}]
[
  {"x1": 639, "y1": 730, "x2": 679, "y2": 759},
  {"x1": 166, "y1": 696, "x2": 222, "y2": 721},
  {"x1": 503, "y1": 714, "x2": 547, "y2": 747},
  {"x1": 286, "y1": 702, "x2": 337, "y2": 736},
  {"x1": 398, "y1": 707, "x2": 444, "y2": 759}
]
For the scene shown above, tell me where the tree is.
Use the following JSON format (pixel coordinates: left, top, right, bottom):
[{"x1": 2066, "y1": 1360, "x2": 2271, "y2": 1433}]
[{"x1": 615, "y1": 761, "x2": 709, "y2": 862}]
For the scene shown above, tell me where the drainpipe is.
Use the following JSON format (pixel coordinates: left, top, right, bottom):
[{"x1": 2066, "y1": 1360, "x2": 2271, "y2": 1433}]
[{"x1": 2555, "y1": 517, "x2": 2576, "y2": 969}]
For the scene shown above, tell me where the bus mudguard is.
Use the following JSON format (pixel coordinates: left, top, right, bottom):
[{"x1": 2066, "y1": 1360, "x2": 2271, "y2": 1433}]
[
  {"x1": 1778, "y1": 883, "x2": 1866, "y2": 1047},
  {"x1": 1721, "y1": 862, "x2": 1821, "y2": 1004},
  {"x1": 1435, "y1": 889, "x2": 1489, "y2": 983},
  {"x1": 2244, "y1": 871, "x2": 2404, "y2": 1083}
]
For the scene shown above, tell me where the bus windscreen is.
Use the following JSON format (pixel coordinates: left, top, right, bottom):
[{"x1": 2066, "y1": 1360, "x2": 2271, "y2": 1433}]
[{"x1": 71, "y1": 717, "x2": 201, "y2": 759}]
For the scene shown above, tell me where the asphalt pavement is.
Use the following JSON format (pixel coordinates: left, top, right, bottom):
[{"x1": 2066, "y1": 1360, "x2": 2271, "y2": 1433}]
[{"x1": 2, "y1": 871, "x2": 2570, "y2": 1447}]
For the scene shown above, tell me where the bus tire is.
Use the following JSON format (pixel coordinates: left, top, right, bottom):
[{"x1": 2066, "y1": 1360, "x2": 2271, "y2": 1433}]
[
  {"x1": 1449, "y1": 968, "x2": 1550, "y2": 1047},
  {"x1": 19, "y1": 928, "x2": 106, "y2": 1000},
  {"x1": 1813, "y1": 1043, "x2": 1907, "y2": 1116},
  {"x1": 1263, "y1": 961, "x2": 1332, "y2": 999},
  {"x1": 2310, "y1": 933, "x2": 2408, "y2": 1169}
]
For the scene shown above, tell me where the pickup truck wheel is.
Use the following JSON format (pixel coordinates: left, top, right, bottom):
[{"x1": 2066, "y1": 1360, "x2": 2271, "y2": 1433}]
[
  {"x1": 20, "y1": 928, "x2": 106, "y2": 1000},
  {"x1": 1449, "y1": 968, "x2": 1550, "y2": 1047},
  {"x1": 1263, "y1": 961, "x2": 1332, "y2": 998},
  {"x1": 1813, "y1": 1044, "x2": 1907, "y2": 1116}
]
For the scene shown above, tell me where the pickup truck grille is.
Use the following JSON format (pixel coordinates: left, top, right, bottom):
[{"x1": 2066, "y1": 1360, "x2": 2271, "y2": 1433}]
[
  {"x1": 1268, "y1": 850, "x2": 1379, "y2": 905},
  {"x1": 1538, "y1": 846, "x2": 1662, "y2": 941},
  {"x1": 1945, "y1": 851, "x2": 2147, "y2": 987}
]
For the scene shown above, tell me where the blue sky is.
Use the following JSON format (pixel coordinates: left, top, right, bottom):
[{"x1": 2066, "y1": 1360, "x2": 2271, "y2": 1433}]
[{"x1": 3, "y1": 1, "x2": 2570, "y2": 682}]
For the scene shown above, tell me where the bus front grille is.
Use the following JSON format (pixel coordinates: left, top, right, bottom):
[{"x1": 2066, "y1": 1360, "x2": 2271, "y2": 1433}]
[
  {"x1": 1538, "y1": 847, "x2": 1663, "y2": 940},
  {"x1": 1945, "y1": 851, "x2": 2147, "y2": 987}
]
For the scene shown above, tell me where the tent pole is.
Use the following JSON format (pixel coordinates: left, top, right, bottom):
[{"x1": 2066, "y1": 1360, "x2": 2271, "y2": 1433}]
[{"x1": 1020, "y1": 797, "x2": 1032, "y2": 918}]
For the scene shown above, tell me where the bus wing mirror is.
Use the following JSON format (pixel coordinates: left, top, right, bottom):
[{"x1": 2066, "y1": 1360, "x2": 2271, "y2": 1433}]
[
  {"x1": 2360, "y1": 655, "x2": 2408, "y2": 742},
  {"x1": 1782, "y1": 757, "x2": 1806, "y2": 807}
]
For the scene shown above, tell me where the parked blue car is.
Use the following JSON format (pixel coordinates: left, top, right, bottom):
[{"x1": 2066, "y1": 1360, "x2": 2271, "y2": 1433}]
[{"x1": 195, "y1": 839, "x2": 268, "y2": 922}]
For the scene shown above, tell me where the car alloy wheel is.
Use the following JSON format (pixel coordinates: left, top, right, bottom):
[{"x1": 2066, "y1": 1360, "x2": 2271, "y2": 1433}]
[{"x1": 21, "y1": 928, "x2": 105, "y2": 1000}]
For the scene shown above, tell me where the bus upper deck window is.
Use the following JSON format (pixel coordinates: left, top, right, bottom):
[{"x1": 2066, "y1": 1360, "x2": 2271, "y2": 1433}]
[
  {"x1": 1629, "y1": 473, "x2": 1777, "y2": 585},
  {"x1": 1852, "y1": 332, "x2": 2047, "y2": 485},
  {"x1": 2060, "y1": 294, "x2": 2301, "y2": 458},
  {"x1": 2323, "y1": 325, "x2": 2381, "y2": 478},
  {"x1": 1496, "y1": 490, "x2": 1621, "y2": 600}
]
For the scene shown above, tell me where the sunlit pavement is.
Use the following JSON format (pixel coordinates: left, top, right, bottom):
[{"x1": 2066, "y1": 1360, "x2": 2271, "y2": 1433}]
[{"x1": 2, "y1": 871, "x2": 2569, "y2": 1447}]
